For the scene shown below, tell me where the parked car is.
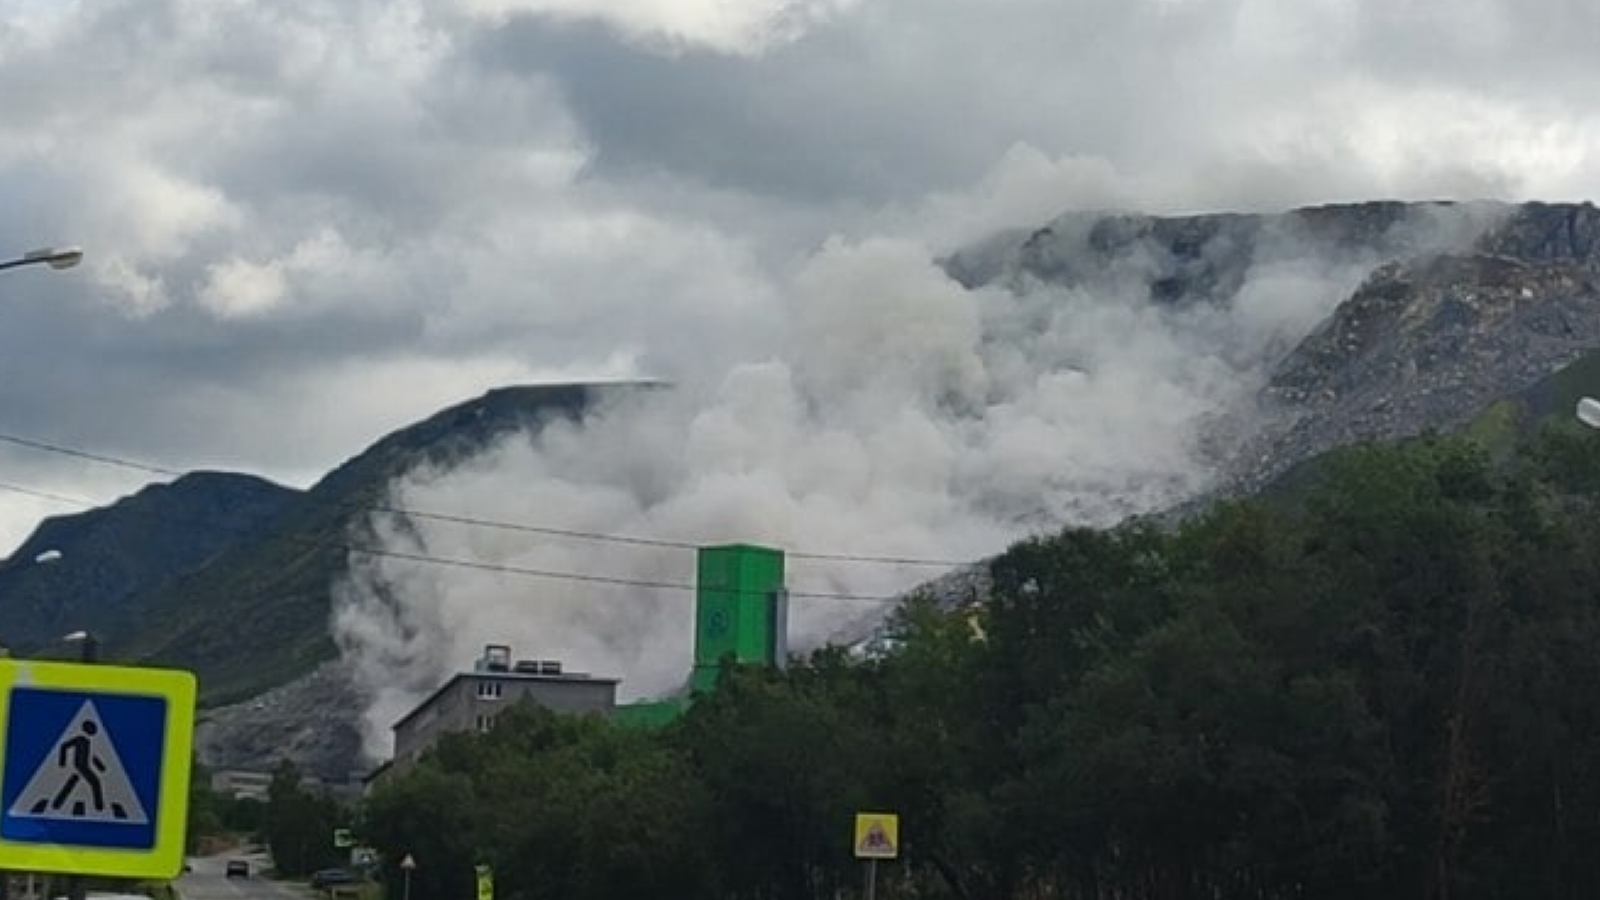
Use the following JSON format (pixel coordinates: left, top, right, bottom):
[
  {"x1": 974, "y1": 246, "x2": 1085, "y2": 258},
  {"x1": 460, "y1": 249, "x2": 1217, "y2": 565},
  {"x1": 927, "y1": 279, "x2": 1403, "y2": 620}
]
[
  {"x1": 225, "y1": 860, "x2": 250, "y2": 879},
  {"x1": 311, "y1": 869, "x2": 358, "y2": 890}
]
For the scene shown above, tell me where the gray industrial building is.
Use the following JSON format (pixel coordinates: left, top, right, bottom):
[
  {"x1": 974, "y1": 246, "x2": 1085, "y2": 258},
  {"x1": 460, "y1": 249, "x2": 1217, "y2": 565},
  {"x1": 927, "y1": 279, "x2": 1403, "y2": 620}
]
[{"x1": 388, "y1": 644, "x2": 618, "y2": 772}]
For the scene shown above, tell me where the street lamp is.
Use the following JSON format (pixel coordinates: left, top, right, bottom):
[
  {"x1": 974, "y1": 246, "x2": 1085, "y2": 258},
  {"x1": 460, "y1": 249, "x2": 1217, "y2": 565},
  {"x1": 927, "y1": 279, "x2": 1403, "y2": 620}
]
[
  {"x1": 0, "y1": 246, "x2": 83, "y2": 273},
  {"x1": 61, "y1": 630, "x2": 98, "y2": 663},
  {"x1": 1578, "y1": 397, "x2": 1600, "y2": 430}
]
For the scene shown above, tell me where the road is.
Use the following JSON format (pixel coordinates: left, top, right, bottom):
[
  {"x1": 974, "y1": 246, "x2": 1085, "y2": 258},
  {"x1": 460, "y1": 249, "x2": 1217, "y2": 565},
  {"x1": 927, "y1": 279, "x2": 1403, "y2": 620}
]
[{"x1": 175, "y1": 852, "x2": 309, "y2": 900}]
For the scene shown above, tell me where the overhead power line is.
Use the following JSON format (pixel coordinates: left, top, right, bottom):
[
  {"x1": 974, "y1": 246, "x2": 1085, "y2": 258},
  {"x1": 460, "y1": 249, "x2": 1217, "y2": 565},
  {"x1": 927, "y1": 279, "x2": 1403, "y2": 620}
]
[
  {"x1": 0, "y1": 433, "x2": 182, "y2": 476},
  {"x1": 342, "y1": 544, "x2": 900, "y2": 603},
  {"x1": 0, "y1": 479, "x2": 902, "y2": 603},
  {"x1": 0, "y1": 481, "x2": 98, "y2": 508},
  {"x1": 0, "y1": 429, "x2": 977, "y2": 568},
  {"x1": 368, "y1": 503, "x2": 968, "y2": 567}
]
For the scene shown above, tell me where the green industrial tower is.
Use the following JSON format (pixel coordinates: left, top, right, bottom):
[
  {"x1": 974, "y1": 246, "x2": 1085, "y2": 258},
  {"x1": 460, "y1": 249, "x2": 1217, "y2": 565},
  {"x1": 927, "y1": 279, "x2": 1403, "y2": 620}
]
[
  {"x1": 615, "y1": 542, "x2": 789, "y2": 727},
  {"x1": 690, "y1": 543, "x2": 788, "y2": 693}
]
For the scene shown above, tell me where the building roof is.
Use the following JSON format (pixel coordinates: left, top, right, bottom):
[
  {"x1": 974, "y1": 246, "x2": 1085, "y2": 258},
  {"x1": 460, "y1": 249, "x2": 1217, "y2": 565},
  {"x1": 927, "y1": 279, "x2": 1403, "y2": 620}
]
[{"x1": 391, "y1": 669, "x2": 621, "y2": 732}]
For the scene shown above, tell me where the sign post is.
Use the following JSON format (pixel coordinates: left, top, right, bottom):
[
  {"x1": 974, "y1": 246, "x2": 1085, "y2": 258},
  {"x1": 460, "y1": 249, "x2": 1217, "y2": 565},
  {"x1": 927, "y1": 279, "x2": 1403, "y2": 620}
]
[
  {"x1": 0, "y1": 659, "x2": 196, "y2": 880},
  {"x1": 400, "y1": 853, "x2": 417, "y2": 900},
  {"x1": 853, "y1": 812, "x2": 899, "y2": 900}
]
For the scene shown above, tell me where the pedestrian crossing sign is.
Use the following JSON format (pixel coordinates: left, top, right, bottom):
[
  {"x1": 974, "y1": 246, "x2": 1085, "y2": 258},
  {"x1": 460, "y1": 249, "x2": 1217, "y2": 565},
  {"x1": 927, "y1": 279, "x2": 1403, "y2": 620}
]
[
  {"x1": 0, "y1": 659, "x2": 196, "y2": 879},
  {"x1": 853, "y1": 812, "x2": 899, "y2": 859}
]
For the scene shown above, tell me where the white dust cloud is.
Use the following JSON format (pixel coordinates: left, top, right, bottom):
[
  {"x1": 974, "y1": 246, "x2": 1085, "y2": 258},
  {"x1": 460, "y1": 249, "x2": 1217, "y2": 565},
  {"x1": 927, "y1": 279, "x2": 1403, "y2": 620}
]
[{"x1": 333, "y1": 205, "x2": 1501, "y2": 760}]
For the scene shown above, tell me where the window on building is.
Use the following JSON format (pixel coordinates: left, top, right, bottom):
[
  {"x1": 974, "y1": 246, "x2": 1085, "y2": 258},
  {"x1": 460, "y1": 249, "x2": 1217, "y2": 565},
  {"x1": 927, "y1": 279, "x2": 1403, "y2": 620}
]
[
  {"x1": 475, "y1": 714, "x2": 496, "y2": 733},
  {"x1": 476, "y1": 680, "x2": 503, "y2": 700}
]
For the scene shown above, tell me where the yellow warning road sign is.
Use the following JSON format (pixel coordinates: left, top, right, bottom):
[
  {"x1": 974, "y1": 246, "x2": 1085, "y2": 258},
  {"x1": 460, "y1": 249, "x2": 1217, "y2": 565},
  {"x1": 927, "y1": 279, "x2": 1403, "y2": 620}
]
[{"x1": 853, "y1": 812, "x2": 899, "y2": 859}]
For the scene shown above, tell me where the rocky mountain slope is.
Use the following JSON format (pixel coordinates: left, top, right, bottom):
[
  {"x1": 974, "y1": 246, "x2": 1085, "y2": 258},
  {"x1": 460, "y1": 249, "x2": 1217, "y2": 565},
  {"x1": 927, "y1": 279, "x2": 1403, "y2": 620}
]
[
  {"x1": 109, "y1": 382, "x2": 653, "y2": 708},
  {"x1": 0, "y1": 472, "x2": 297, "y2": 656},
  {"x1": 954, "y1": 200, "x2": 1600, "y2": 494},
  {"x1": 1235, "y1": 207, "x2": 1600, "y2": 494},
  {"x1": 0, "y1": 384, "x2": 647, "y2": 736}
]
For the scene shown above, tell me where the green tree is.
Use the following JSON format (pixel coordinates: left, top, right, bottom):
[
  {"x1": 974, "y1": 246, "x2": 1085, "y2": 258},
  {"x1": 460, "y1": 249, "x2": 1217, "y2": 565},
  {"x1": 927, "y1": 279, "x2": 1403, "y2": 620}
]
[
  {"x1": 186, "y1": 757, "x2": 222, "y2": 853},
  {"x1": 263, "y1": 760, "x2": 346, "y2": 877}
]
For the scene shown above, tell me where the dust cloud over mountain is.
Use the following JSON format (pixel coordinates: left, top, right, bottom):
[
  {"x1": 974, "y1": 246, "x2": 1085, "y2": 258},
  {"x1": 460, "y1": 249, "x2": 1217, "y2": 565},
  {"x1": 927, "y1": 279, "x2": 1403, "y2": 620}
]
[{"x1": 332, "y1": 204, "x2": 1503, "y2": 759}]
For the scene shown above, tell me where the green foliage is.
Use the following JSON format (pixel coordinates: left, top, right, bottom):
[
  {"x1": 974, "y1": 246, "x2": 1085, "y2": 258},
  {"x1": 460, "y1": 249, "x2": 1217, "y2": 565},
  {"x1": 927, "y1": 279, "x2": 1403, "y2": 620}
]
[
  {"x1": 361, "y1": 428, "x2": 1600, "y2": 900},
  {"x1": 186, "y1": 757, "x2": 268, "y2": 849},
  {"x1": 364, "y1": 704, "x2": 713, "y2": 900},
  {"x1": 263, "y1": 760, "x2": 349, "y2": 877},
  {"x1": 186, "y1": 757, "x2": 221, "y2": 853}
]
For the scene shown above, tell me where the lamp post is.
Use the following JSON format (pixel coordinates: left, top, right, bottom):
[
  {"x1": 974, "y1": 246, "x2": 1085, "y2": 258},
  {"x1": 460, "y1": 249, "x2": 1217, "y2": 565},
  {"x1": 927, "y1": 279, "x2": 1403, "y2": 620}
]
[
  {"x1": 0, "y1": 554, "x2": 79, "y2": 900},
  {"x1": 59, "y1": 625, "x2": 95, "y2": 900},
  {"x1": 61, "y1": 630, "x2": 98, "y2": 664},
  {"x1": 0, "y1": 247, "x2": 83, "y2": 273}
]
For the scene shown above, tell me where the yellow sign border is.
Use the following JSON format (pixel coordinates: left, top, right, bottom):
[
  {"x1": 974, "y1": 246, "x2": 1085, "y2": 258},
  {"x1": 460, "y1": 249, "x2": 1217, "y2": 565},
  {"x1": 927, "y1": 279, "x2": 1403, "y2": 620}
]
[
  {"x1": 853, "y1": 811, "x2": 899, "y2": 860},
  {"x1": 476, "y1": 863, "x2": 494, "y2": 900},
  {"x1": 0, "y1": 659, "x2": 197, "y2": 879}
]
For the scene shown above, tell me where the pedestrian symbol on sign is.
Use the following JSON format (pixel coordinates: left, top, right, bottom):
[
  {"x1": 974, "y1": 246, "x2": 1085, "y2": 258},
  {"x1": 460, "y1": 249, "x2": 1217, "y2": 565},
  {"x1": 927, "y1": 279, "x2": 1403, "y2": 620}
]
[
  {"x1": 8, "y1": 700, "x2": 148, "y2": 825},
  {"x1": 859, "y1": 823, "x2": 892, "y2": 854},
  {"x1": 852, "y1": 812, "x2": 899, "y2": 860}
]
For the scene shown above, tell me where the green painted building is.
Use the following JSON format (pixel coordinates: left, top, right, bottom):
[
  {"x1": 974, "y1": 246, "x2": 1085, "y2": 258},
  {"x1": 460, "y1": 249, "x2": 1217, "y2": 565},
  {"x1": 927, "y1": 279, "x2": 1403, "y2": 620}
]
[
  {"x1": 616, "y1": 543, "x2": 788, "y2": 727},
  {"x1": 690, "y1": 543, "x2": 788, "y2": 692}
]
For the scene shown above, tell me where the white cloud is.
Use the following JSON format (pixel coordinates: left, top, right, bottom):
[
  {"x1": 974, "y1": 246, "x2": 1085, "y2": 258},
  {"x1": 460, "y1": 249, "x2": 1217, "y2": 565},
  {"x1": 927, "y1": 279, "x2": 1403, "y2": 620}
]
[{"x1": 200, "y1": 256, "x2": 287, "y2": 318}]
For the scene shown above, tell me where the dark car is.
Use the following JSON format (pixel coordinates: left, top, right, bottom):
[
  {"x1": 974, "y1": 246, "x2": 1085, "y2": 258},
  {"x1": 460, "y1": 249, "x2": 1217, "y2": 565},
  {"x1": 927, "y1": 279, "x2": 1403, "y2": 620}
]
[
  {"x1": 225, "y1": 860, "x2": 250, "y2": 879},
  {"x1": 311, "y1": 869, "x2": 358, "y2": 890}
]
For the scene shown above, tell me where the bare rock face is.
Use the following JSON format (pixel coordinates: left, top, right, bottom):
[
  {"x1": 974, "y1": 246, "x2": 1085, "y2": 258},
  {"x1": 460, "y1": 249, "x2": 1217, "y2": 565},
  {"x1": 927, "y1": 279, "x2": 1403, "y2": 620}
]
[
  {"x1": 1226, "y1": 204, "x2": 1600, "y2": 494},
  {"x1": 195, "y1": 660, "x2": 370, "y2": 784},
  {"x1": 944, "y1": 199, "x2": 1500, "y2": 304}
]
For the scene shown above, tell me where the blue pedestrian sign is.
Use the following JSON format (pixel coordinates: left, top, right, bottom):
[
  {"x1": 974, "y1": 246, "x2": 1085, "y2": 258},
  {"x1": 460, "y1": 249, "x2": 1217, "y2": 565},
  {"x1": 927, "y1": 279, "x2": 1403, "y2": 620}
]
[{"x1": 0, "y1": 659, "x2": 196, "y2": 879}]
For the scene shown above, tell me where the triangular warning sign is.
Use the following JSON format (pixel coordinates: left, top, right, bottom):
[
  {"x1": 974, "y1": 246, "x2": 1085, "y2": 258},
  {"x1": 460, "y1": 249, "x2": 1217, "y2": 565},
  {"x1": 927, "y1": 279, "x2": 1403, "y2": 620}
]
[
  {"x1": 7, "y1": 700, "x2": 149, "y2": 824},
  {"x1": 858, "y1": 822, "x2": 894, "y2": 855}
]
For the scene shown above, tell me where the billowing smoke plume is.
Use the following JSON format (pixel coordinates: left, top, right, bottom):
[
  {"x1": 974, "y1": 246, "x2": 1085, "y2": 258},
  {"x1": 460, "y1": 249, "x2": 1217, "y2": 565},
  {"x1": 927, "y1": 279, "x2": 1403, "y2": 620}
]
[{"x1": 333, "y1": 205, "x2": 1500, "y2": 760}]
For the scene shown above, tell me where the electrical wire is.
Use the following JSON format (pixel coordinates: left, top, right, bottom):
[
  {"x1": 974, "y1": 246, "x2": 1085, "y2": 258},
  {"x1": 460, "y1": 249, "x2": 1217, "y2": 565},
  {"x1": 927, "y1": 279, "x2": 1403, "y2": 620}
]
[
  {"x1": 0, "y1": 429, "x2": 980, "y2": 568},
  {"x1": 0, "y1": 480, "x2": 917, "y2": 604}
]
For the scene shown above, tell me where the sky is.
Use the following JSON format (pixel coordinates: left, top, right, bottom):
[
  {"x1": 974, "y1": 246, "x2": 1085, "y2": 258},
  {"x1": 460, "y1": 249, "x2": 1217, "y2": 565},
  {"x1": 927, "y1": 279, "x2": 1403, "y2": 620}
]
[{"x1": 5, "y1": 0, "x2": 1600, "y2": 754}]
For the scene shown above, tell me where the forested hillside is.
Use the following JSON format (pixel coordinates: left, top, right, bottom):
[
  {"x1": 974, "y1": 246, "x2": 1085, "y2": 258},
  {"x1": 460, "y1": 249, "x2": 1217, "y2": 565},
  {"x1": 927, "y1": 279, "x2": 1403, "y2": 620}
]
[{"x1": 362, "y1": 420, "x2": 1600, "y2": 900}]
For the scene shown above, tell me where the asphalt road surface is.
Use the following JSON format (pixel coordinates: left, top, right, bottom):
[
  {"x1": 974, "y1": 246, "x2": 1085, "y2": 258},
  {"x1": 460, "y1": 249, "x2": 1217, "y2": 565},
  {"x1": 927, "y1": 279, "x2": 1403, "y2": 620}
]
[{"x1": 176, "y1": 852, "x2": 308, "y2": 900}]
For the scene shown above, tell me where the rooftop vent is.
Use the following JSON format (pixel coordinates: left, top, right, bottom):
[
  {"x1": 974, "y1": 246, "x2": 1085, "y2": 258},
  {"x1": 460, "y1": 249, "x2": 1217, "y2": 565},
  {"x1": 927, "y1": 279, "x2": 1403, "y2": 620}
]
[{"x1": 476, "y1": 644, "x2": 511, "y2": 673}]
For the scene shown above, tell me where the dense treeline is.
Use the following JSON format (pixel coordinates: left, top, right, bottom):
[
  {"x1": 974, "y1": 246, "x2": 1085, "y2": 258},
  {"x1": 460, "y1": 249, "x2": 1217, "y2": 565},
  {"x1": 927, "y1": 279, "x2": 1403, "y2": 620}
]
[{"x1": 362, "y1": 426, "x2": 1600, "y2": 900}]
